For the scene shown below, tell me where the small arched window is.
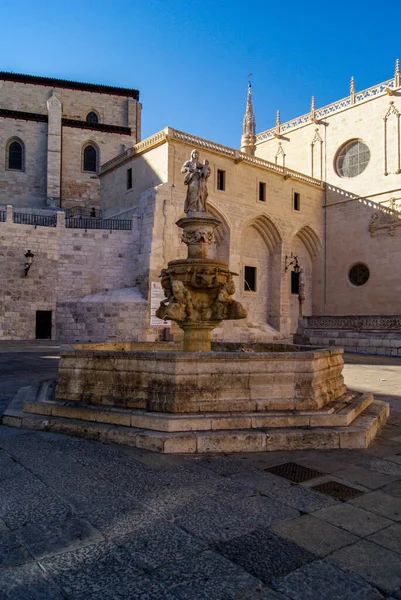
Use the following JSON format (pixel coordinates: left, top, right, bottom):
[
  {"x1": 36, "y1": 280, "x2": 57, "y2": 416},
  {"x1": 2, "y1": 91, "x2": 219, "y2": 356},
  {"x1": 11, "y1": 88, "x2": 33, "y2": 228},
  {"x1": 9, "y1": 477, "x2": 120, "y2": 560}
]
[
  {"x1": 86, "y1": 111, "x2": 99, "y2": 124},
  {"x1": 83, "y1": 144, "x2": 98, "y2": 172},
  {"x1": 7, "y1": 139, "x2": 24, "y2": 171}
]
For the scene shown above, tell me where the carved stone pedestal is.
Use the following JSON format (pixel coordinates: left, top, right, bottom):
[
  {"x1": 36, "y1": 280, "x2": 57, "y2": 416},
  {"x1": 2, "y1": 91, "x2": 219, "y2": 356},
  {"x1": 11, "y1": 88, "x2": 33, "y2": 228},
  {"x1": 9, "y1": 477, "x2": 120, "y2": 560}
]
[{"x1": 181, "y1": 321, "x2": 219, "y2": 352}]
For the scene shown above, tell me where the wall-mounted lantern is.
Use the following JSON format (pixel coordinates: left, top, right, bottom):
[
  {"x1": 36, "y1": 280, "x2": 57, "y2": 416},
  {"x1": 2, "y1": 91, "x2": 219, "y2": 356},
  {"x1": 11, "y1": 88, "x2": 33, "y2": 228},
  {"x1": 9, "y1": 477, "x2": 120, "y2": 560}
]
[
  {"x1": 24, "y1": 249, "x2": 34, "y2": 277},
  {"x1": 285, "y1": 253, "x2": 300, "y2": 273}
]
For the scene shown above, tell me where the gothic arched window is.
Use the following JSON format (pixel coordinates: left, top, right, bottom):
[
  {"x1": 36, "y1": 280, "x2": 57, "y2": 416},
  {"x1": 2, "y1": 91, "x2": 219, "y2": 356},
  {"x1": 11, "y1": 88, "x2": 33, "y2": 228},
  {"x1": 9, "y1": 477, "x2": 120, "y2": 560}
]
[
  {"x1": 7, "y1": 139, "x2": 24, "y2": 171},
  {"x1": 86, "y1": 111, "x2": 99, "y2": 124},
  {"x1": 82, "y1": 144, "x2": 98, "y2": 172}
]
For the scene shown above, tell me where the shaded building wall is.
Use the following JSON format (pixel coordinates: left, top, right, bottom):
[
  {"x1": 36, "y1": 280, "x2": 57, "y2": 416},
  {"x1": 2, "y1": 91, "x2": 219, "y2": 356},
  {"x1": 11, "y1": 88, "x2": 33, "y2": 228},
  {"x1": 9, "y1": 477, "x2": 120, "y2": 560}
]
[{"x1": 0, "y1": 211, "x2": 139, "y2": 340}]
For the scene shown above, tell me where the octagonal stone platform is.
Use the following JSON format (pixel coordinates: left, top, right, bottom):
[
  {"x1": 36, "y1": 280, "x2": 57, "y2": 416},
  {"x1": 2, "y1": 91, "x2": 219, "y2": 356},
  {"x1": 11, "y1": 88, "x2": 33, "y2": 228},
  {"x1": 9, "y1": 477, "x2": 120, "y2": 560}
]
[{"x1": 2, "y1": 342, "x2": 390, "y2": 453}]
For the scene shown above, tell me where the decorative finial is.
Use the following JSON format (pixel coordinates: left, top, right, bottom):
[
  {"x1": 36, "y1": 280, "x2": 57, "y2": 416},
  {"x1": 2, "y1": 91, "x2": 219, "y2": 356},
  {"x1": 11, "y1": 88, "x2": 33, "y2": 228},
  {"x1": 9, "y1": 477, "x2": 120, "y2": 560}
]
[
  {"x1": 275, "y1": 110, "x2": 281, "y2": 137},
  {"x1": 311, "y1": 95, "x2": 317, "y2": 122},
  {"x1": 395, "y1": 59, "x2": 400, "y2": 88},
  {"x1": 248, "y1": 72, "x2": 253, "y2": 86},
  {"x1": 350, "y1": 77, "x2": 356, "y2": 104}
]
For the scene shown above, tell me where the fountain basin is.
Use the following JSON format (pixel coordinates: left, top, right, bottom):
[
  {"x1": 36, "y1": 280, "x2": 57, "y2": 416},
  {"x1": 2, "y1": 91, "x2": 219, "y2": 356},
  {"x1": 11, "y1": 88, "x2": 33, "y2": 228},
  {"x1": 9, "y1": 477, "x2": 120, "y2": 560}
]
[{"x1": 56, "y1": 342, "x2": 346, "y2": 413}]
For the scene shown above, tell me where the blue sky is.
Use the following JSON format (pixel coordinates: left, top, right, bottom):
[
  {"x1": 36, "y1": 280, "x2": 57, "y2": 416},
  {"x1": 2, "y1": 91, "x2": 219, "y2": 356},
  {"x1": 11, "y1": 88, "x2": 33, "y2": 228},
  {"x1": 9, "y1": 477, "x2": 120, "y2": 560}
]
[{"x1": 1, "y1": 0, "x2": 400, "y2": 148}]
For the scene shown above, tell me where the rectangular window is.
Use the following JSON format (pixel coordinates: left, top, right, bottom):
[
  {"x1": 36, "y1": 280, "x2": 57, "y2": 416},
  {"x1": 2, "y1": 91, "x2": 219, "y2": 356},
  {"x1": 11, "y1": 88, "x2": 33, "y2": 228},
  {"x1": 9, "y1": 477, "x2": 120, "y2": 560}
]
[
  {"x1": 126, "y1": 168, "x2": 133, "y2": 190},
  {"x1": 259, "y1": 182, "x2": 266, "y2": 202},
  {"x1": 293, "y1": 192, "x2": 300, "y2": 211},
  {"x1": 244, "y1": 266, "x2": 257, "y2": 292},
  {"x1": 291, "y1": 271, "x2": 300, "y2": 294},
  {"x1": 217, "y1": 169, "x2": 226, "y2": 191}
]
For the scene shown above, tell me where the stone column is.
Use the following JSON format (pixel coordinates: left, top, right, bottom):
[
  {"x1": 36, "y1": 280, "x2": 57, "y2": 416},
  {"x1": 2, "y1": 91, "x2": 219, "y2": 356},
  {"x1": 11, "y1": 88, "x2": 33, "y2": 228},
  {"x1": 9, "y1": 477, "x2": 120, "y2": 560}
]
[
  {"x1": 46, "y1": 92, "x2": 62, "y2": 208},
  {"x1": 56, "y1": 211, "x2": 65, "y2": 228},
  {"x1": 6, "y1": 205, "x2": 13, "y2": 222}
]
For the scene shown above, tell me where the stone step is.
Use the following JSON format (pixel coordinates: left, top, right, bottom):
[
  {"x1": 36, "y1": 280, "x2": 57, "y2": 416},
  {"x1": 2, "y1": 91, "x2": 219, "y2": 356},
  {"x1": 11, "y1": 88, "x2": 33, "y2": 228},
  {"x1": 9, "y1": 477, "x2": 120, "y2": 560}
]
[
  {"x1": 22, "y1": 383, "x2": 373, "y2": 432},
  {"x1": 2, "y1": 386, "x2": 389, "y2": 453}
]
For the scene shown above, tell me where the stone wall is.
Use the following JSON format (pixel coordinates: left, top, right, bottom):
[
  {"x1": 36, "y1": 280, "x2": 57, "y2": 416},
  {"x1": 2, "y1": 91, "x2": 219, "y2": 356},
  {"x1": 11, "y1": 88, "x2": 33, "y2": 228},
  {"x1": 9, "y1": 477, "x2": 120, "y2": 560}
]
[
  {"x1": 0, "y1": 206, "x2": 141, "y2": 340},
  {"x1": 297, "y1": 315, "x2": 401, "y2": 356},
  {"x1": 56, "y1": 288, "x2": 154, "y2": 343},
  {"x1": 0, "y1": 77, "x2": 141, "y2": 209}
]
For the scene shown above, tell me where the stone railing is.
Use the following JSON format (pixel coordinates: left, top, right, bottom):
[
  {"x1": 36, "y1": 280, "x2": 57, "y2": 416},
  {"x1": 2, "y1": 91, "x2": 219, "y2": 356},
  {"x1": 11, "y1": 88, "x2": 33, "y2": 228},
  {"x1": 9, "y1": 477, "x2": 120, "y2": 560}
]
[
  {"x1": 168, "y1": 128, "x2": 236, "y2": 158},
  {"x1": 1, "y1": 205, "x2": 132, "y2": 231},
  {"x1": 304, "y1": 315, "x2": 401, "y2": 331},
  {"x1": 100, "y1": 127, "x2": 322, "y2": 187},
  {"x1": 256, "y1": 77, "x2": 397, "y2": 142}
]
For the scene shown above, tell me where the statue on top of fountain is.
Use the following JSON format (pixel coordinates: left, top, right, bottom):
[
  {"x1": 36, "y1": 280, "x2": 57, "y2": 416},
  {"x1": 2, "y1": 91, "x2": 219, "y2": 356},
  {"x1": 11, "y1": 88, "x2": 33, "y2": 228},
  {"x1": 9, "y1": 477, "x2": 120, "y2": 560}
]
[{"x1": 181, "y1": 149, "x2": 211, "y2": 213}]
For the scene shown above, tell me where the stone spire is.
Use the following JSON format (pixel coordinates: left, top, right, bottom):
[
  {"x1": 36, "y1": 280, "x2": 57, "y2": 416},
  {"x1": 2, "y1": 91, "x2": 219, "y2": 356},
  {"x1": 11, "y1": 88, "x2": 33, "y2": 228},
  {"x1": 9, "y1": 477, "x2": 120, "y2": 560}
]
[
  {"x1": 240, "y1": 81, "x2": 256, "y2": 155},
  {"x1": 395, "y1": 58, "x2": 400, "y2": 88}
]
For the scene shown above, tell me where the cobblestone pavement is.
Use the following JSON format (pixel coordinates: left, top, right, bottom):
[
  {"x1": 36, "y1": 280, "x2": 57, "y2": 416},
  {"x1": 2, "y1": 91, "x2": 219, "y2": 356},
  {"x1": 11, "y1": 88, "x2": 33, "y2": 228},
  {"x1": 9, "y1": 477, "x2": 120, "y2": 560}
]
[{"x1": 1, "y1": 343, "x2": 401, "y2": 599}]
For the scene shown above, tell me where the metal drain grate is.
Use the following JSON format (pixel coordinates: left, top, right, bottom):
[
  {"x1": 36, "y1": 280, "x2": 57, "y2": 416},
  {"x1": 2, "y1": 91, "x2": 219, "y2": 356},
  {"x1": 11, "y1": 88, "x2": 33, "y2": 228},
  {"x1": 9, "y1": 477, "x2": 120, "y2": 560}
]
[
  {"x1": 264, "y1": 462, "x2": 323, "y2": 483},
  {"x1": 311, "y1": 481, "x2": 365, "y2": 501}
]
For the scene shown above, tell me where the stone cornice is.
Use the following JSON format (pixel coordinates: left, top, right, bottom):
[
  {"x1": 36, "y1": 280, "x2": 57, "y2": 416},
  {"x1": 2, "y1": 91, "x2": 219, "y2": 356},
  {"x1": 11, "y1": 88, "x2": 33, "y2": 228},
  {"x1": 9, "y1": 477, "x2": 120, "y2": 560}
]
[
  {"x1": 0, "y1": 108, "x2": 47, "y2": 123},
  {"x1": 62, "y1": 119, "x2": 131, "y2": 135},
  {"x1": 0, "y1": 71, "x2": 139, "y2": 99},
  {"x1": 0, "y1": 109, "x2": 131, "y2": 134}
]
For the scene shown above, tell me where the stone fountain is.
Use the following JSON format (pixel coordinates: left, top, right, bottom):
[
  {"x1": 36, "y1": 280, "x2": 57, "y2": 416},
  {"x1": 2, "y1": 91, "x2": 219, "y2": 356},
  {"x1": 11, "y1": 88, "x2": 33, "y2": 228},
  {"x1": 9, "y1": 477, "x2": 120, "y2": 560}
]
[
  {"x1": 155, "y1": 148, "x2": 247, "y2": 352},
  {"x1": 3, "y1": 151, "x2": 389, "y2": 453}
]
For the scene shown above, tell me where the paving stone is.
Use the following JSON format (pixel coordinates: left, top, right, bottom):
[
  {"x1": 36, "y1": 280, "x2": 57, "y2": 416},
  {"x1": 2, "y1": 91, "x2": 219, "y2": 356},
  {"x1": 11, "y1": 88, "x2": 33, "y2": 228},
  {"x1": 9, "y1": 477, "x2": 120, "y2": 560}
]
[
  {"x1": 193, "y1": 475, "x2": 254, "y2": 499},
  {"x1": 350, "y1": 491, "x2": 401, "y2": 521},
  {"x1": 383, "y1": 454, "x2": 401, "y2": 464},
  {"x1": 146, "y1": 464, "x2": 223, "y2": 487},
  {"x1": 295, "y1": 455, "x2": 351, "y2": 474},
  {"x1": 381, "y1": 480, "x2": 401, "y2": 498},
  {"x1": 221, "y1": 493, "x2": 299, "y2": 527},
  {"x1": 88, "y1": 502, "x2": 166, "y2": 538},
  {"x1": 233, "y1": 587, "x2": 289, "y2": 600},
  {"x1": 0, "y1": 530, "x2": 33, "y2": 568},
  {"x1": 0, "y1": 449, "x2": 27, "y2": 481},
  {"x1": 271, "y1": 515, "x2": 358, "y2": 556},
  {"x1": 214, "y1": 529, "x2": 317, "y2": 583},
  {"x1": 272, "y1": 559, "x2": 384, "y2": 599},
  {"x1": 312, "y1": 503, "x2": 393, "y2": 537},
  {"x1": 16, "y1": 516, "x2": 105, "y2": 559},
  {"x1": 114, "y1": 522, "x2": 207, "y2": 569},
  {"x1": 154, "y1": 550, "x2": 262, "y2": 600},
  {"x1": 0, "y1": 426, "x2": 30, "y2": 440},
  {"x1": 96, "y1": 574, "x2": 179, "y2": 600},
  {"x1": 330, "y1": 465, "x2": 399, "y2": 489},
  {"x1": 367, "y1": 523, "x2": 401, "y2": 554},
  {"x1": 41, "y1": 540, "x2": 143, "y2": 598},
  {"x1": 134, "y1": 483, "x2": 205, "y2": 519},
  {"x1": 0, "y1": 472, "x2": 72, "y2": 529},
  {"x1": 329, "y1": 539, "x2": 401, "y2": 594},
  {"x1": 228, "y1": 469, "x2": 338, "y2": 512},
  {"x1": 194, "y1": 455, "x2": 251, "y2": 475},
  {"x1": 173, "y1": 500, "x2": 256, "y2": 543},
  {"x1": 0, "y1": 518, "x2": 9, "y2": 531},
  {"x1": 0, "y1": 562, "x2": 64, "y2": 600},
  {"x1": 363, "y1": 459, "x2": 401, "y2": 477}
]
